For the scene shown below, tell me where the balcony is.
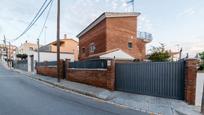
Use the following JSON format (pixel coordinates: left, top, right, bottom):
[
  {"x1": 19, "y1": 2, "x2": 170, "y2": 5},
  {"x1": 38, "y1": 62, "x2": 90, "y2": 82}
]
[{"x1": 137, "y1": 31, "x2": 153, "y2": 43}]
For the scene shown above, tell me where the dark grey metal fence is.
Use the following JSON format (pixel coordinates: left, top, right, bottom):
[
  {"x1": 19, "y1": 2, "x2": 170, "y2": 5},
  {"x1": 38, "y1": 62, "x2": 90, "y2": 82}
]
[
  {"x1": 13, "y1": 60, "x2": 28, "y2": 71},
  {"x1": 68, "y1": 60, "x2": 107, "y2": 69},
  {"x1": 116, "y1": 61, "x2": 185, "y2": 100},
  {"x1": 36, "y1": 61, "x2": 57, "y2": 67}
]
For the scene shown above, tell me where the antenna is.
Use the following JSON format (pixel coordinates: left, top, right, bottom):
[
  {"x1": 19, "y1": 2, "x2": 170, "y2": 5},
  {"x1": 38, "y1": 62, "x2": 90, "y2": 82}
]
[
  {"x1": 44, "y1": 26, "x2": 47, "y2": 45},
  {"x1": 127, "y1": 0, "x2": 135, "y2": 12}
]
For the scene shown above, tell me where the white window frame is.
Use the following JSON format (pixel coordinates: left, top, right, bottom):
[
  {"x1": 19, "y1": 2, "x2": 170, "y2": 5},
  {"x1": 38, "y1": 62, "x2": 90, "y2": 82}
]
[{"x1": 89, "y1": 43, "x2": 96, "y2": 52}]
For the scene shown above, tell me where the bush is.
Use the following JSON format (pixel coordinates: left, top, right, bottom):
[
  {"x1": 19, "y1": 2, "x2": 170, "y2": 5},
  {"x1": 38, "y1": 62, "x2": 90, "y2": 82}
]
[
  {"x1": 199, "y1": 64, "x2": 204, "y2": 71},
  {"x1": 148, "y1": 43, "x2": 171, "y2": 62},
  {"x1": 16, "y1": 54, "x2": 28, "y2": 60}
]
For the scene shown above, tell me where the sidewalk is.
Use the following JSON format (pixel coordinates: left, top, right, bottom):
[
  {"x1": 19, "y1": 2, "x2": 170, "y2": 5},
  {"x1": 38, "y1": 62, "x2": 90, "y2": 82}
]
[{"x1": 12, "y1": 68, "x2": 201, "y2": 115}]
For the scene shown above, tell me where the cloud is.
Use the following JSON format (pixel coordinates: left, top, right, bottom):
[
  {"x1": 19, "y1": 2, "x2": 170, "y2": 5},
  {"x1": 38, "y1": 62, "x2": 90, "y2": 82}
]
[{"x1": 178, "y1": 8, "x2": 196, "y2": 16}]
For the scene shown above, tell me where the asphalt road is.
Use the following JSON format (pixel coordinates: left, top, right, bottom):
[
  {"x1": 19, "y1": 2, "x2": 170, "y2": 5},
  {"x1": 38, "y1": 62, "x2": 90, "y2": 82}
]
[{"x1": 0, "y1": 64, "x2": 147, "y2": 115}]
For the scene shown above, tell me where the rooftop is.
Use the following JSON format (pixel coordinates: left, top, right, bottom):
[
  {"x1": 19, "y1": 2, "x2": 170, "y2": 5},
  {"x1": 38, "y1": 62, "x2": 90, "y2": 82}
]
[{"x1": 77, "y1": 12, "x2": 141, "y2": 38}]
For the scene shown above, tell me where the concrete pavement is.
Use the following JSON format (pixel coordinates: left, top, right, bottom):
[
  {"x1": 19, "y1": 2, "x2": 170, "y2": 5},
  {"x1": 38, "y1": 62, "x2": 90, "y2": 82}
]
[{"x1": 0, "y1": 64, "x2": 147, "y2": 115}]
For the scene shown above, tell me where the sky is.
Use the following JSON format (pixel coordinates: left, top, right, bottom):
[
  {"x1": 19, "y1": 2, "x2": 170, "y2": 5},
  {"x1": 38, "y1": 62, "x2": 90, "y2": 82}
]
[{"x1": 0, "y1": 0, "x2": 203, "y2": 57}]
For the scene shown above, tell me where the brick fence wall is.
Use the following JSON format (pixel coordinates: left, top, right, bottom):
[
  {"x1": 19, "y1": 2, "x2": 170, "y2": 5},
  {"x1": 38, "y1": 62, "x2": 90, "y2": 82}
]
[
  {"x1": 36, "y1": 60, "x2": 65, "y2": 79},
  {"x1": 66, "y1": 60, "x2": 115, "y2": 90},
  {"x1": 35, "y1": 59, "x2": 198, "y2": 104},
  {"x1": 36, "y1": 66, "x2": 58, "y2": 78}
]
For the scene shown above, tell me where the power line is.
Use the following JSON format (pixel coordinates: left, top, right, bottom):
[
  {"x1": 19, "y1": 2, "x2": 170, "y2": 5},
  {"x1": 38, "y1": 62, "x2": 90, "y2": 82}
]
[
  {"x1": 11, "y1": 0, "x2": 49, "y2": 42},
  {"x1": 11, "y1": 0, "x2": 53, "y2": 42},
  {"x1": 37, "y1": 0, "x2": 54, "y2": 40}
]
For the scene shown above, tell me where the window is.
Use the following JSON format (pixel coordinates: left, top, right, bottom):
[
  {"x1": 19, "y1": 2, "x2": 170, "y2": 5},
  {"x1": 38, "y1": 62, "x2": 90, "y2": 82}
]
[
  {"x1": 82, "y1": 48, "x2": 85, "y2": 53},
  {"x1": 128, "y1": 42, "x2": 133, "y2": 49},
  {"x1": 89, "y1": 43, "x2": 96, "y2": 52}
]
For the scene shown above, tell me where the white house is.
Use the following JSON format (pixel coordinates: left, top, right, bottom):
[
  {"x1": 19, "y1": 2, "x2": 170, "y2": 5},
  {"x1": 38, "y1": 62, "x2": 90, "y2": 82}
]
[{"x1": 33, "y1": 51, "x2": 74, "y2": 62}]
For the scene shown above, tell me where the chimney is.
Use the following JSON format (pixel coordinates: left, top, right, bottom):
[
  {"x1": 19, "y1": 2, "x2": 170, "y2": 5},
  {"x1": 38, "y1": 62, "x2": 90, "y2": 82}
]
[{"x1": 64, "y1": 34, "x2": 67, "y2": 39}]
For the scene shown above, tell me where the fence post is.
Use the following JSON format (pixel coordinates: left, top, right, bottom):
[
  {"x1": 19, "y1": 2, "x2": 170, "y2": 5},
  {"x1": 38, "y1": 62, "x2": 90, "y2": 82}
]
[
  {"x1": 28, "y1": 55, "x2": 31, "y2": 72},
  {"x1": 106, "y1": 59, "x2": 116, "y2": 90},
  {"x1": 65, "y1": 59, "x2": 70, "y2": 79},
  {"x1": 185, "y1": 58, "x2": 198, "y2": 105}
]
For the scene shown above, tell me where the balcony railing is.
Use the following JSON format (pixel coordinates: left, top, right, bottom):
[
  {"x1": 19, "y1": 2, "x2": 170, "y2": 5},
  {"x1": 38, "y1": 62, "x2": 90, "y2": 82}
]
[{"x1": 137, "y1": 31, "x2": 153, "y2": 43}]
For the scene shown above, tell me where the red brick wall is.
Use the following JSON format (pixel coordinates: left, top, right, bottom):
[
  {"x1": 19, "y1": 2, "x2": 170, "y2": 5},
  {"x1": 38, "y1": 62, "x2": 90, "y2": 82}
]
[
  {"x1": 36, "y1": 60, "x2": 65, "y2": 79},
  {"x1": 36, "y1": 67, "x2": 58, "y2": 78},
  {"x1": 106, "y1": 17, "x2": 145, "y2": 60},
  {"x1": 78, "y1": 15, "x2": 146, "y2": 61},
  {"x1": 66, "y1": 60, "x2": 115, "y2": 90},
  {"x1": 185, "y1": 59, "x2": 198, "y2": 105},
  {"x1": 79, "y1": 20, "x2": 107, "y2": 60},
  {"x1": 67, "y1": 69, "x2": 108, "y2": 88}
]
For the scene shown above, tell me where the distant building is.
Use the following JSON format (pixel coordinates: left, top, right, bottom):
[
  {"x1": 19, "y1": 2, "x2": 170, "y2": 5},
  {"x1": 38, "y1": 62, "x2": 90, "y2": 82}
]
[
  {"x1": 77, "y1": 12, "x2": 152, "y2": 61},
  {"x1": 169, "y1": 51, "x2": 180, "y2": 61},
  {"x1": 39, "y1": 34, "x2": 79, "y2": 61},
  {"x1": 16, "y1": 41, "x2": 38, "y2": 55},
  {"x1": 0, "y1": 44, "x2": 17, "y2": 61}
]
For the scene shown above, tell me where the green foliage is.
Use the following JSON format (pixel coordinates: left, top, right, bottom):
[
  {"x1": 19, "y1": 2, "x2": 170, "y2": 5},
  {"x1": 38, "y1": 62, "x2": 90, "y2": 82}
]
[
  {"x1": 199, "y1": 51, "x2": 204, "y2": 70},
  {"x1": 21, "y1": 54, "x2": 28, "y2": 59},
  {"x1": 148, "y1": 43, "x2": 171, "y2": 62},
  {"x1": 199, "y1": 52, "x2": 204, "y2": 60},
  {"x1": 16, "y1": 54, "x2": 22, "y2": 58},
  {"x1": 16, "y1": 54, "x2": 28, "y2": 60},
  {"x1": 199, "y1": 64, "x2": 204, "y2": 70}
]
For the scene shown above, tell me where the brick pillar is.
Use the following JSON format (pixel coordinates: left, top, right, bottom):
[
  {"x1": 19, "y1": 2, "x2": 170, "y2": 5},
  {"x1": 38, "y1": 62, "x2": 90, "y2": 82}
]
[
  {"x1": 65, "y1": 59, "x2": 70, "y2": 79},
  {"x1": 106, "y1": 59, "x2": 116, "y2": 91},
  {"x1": 185, "y1": 59, "x2": 198, "y2": 105}
]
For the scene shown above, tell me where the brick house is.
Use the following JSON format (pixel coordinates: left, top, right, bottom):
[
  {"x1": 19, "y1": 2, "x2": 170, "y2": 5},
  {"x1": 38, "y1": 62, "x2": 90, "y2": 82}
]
[{"x1": 77, "y1": 12, "x2": 152, "y2": 61}]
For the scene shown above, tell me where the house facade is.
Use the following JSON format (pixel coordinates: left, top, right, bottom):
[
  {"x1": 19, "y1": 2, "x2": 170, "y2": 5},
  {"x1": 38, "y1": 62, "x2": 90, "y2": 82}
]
[
  {"x1": 77, "y1": 12, "x2": 152, "y2": 61},
  {"x1": 17, "y1": 41, "x2": 38, "y2": 55},
  {"x1": 0, "y1": 44, "x2": 17, "y2": 61},
  {"x1": 39, "y1": 34, "x2": 79, "y2": 61}
]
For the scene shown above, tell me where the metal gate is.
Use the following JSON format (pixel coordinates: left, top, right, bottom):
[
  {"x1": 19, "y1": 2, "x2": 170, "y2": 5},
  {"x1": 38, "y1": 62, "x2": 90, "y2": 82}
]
[{"x1": 116, "y1": 61, "x2": 185, "y2": 100}]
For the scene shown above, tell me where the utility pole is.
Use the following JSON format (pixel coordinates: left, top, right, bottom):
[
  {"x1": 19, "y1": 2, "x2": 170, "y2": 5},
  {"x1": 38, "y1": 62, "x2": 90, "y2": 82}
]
[
  {"x1": 3, "y1": 35, "x2": 8, "y2": 66},
  {"x1": 44, "y1": 26, "x2": 47, "y2": 45},
  {"x1": 179, "y1": 48, "x2": 182, "y2": 60},
  {"x1": 57, "y1": 0, "x2": 61, "y2": 82},
  {"x1": 37, "y1": 38, "x2": 40, "y2": 63},
  {"x1": 9, "y1": 42, "x2": 11, "y2": 68}
]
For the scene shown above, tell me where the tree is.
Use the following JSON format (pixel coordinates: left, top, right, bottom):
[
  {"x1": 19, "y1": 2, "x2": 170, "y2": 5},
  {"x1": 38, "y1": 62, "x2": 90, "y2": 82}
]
[
  {"x1": 199, "y1": 51, "x2": 204, "y2": 70},
  {"x1": 199, "y1": 52, "x2": 204, "y2": 61},
  {"x1": 16, "y1": 54, "x2": 28, "y2": 60},
  {"x1": 16, "y1": 54, "x2": 22, "y2": 59},
  {"x1": 148, "y1": 43, "x2": 171, "y2": 62},
  {"x1": 21, "y1": 54, "x2": 28, "y2": 60}
]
